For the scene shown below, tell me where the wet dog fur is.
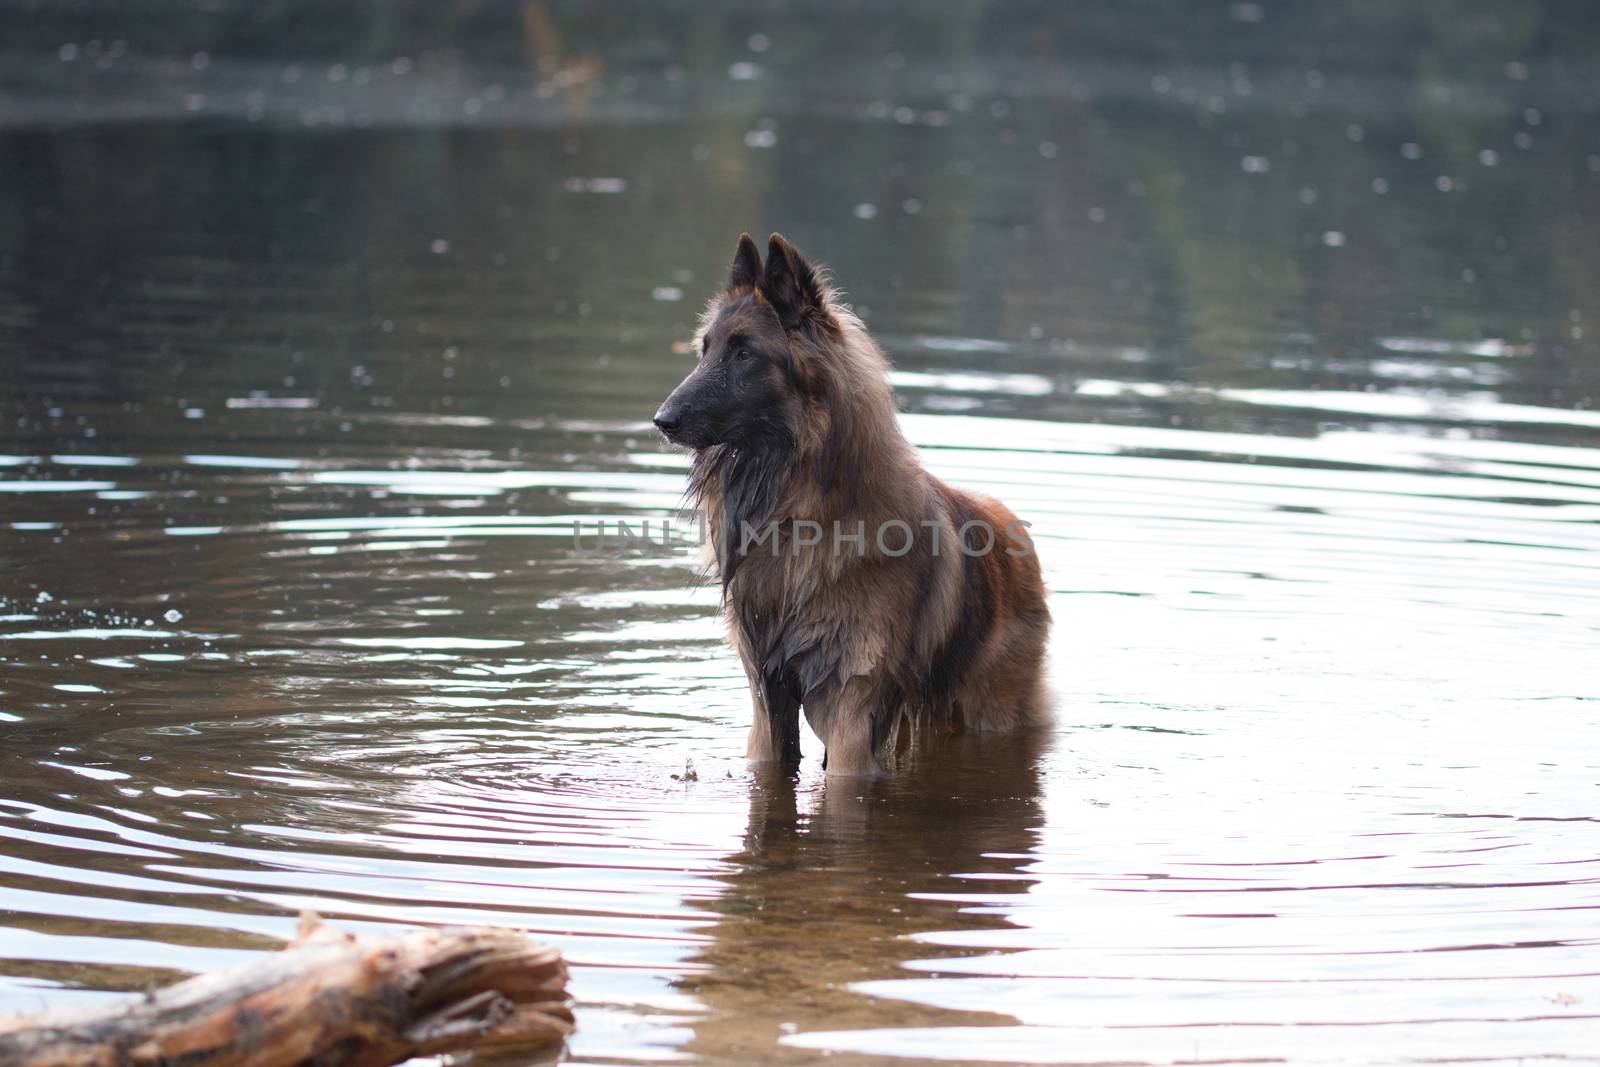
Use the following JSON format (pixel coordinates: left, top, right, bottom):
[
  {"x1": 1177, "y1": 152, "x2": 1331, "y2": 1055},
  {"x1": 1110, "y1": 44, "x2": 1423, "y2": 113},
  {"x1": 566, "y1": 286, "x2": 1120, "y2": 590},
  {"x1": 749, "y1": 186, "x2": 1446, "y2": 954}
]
[{"x1": 654, "y1": 233, "x2": 1051, "y2": 776}]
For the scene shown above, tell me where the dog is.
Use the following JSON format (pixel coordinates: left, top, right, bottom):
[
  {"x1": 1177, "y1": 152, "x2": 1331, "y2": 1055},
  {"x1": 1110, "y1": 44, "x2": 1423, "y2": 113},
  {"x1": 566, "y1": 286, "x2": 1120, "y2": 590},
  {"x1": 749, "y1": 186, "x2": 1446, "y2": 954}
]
[{"x1": 654, "y1": 233, "x2": 1050, "y2": 776}]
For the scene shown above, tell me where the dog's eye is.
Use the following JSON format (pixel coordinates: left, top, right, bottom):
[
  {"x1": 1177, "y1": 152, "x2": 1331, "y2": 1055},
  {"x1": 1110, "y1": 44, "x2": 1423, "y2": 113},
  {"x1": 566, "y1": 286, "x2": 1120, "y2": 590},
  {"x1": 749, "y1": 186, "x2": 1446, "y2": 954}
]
[{"x1": 735, "y1": 348, "x2": 752, "y2": 362}]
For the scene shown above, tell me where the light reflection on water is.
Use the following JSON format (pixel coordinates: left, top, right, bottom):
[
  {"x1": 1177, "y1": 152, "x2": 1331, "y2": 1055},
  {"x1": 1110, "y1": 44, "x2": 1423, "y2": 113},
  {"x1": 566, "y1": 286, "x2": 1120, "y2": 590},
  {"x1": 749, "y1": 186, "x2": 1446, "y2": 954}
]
[{"x1": 3, "y1": 3, "x2": 1600, "y2": 1064}]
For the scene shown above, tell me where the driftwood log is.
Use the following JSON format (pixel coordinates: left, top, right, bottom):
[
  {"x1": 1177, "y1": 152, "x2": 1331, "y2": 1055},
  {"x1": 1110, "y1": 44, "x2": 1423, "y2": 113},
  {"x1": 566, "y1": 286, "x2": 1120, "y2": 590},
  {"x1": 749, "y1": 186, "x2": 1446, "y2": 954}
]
[{"x1": 0, "y1": 915, "x2": 573, "y2": 1067}]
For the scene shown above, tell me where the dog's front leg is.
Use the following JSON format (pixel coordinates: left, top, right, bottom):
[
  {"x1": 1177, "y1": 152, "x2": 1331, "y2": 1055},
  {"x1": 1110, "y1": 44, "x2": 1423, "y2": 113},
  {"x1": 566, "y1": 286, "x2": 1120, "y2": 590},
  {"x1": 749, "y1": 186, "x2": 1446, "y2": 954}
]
[
  {"x1": 745, "y1": 674, "x2": 802, "y2": 764},
  {"x1": 804, "y1": 676, "x2": 881, "y2": 778}
]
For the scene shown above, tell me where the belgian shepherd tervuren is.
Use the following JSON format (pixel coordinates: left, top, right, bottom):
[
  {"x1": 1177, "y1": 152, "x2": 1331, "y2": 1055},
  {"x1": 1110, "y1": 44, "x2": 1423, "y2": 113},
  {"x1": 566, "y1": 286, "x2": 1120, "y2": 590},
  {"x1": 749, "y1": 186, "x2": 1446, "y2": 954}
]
[{"x1": 654, "y1": 233, "x2": 1050, "y2": 776}]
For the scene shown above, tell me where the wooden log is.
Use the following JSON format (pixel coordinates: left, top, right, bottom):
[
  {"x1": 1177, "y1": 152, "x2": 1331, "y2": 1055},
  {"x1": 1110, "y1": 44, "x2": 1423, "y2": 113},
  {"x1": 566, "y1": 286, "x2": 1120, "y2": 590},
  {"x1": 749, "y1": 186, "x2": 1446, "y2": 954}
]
[{"x1": 0, "y1": 915, "x2": 573, "y2": 1067}]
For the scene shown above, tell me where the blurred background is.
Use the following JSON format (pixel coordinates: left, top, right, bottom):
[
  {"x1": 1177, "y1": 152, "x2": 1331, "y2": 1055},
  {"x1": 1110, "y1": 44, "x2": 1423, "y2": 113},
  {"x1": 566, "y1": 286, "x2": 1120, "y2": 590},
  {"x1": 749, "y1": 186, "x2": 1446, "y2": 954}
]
[{"x1": 2, "y1": 3, "x2": 1598, "y2": 1065}]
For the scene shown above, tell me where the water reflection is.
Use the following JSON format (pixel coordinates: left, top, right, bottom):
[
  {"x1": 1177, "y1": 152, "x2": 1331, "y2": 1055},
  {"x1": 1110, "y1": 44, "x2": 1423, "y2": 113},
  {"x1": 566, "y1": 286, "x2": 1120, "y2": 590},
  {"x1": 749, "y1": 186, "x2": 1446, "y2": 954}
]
[{"x1": 686, "y1": 735, "x2": 1047, "y2": 1061}]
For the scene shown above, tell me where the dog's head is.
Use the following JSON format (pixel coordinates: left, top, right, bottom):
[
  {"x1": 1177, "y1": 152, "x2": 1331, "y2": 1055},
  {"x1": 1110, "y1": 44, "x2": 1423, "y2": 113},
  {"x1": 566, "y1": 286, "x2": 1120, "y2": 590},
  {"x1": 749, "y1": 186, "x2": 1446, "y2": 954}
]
[{"x1": 654, "y1": 233, "x2": 830, "y2": 451}]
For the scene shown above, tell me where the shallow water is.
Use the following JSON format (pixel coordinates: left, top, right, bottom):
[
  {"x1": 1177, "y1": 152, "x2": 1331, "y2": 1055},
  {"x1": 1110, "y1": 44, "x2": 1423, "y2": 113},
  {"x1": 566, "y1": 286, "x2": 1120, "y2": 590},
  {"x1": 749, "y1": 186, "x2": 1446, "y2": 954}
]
[{"x1": 3, "y1": 4, "x2": 1600, "y2": 1064}]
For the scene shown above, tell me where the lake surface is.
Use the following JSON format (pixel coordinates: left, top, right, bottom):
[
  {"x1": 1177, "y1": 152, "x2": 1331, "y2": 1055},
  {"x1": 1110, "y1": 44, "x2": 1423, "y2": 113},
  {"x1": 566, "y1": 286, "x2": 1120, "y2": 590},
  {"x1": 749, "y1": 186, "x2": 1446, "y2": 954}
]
[{"x1": 3, "y1": 3, "x2": 1599, "y2": 1064}]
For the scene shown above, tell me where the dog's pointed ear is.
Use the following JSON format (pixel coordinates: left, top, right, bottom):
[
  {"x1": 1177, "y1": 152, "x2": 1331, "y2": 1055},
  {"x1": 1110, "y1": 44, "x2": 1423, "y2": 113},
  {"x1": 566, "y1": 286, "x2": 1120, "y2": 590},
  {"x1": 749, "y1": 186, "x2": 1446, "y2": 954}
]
[
  {"x1": 727, "y1": 232, "x2": 763, "y2": 293},
  {"x1": 760, "y1": 233, "x2": 826, "y2": 330}
]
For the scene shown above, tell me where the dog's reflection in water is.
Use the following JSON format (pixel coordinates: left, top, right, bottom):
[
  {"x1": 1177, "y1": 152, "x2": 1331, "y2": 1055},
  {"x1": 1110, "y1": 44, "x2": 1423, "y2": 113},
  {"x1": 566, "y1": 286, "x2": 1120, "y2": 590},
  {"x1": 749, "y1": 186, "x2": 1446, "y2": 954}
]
[{"x1": 681, "y1": 728, "x2": 1050, "y2": 1061}]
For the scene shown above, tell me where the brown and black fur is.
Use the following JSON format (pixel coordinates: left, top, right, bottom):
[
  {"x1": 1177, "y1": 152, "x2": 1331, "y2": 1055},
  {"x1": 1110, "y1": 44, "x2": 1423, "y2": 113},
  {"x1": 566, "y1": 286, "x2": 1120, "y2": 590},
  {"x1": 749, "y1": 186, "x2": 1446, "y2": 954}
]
[{"x1": 654, "y1": 233, "x2": 1051, "y2": 776}]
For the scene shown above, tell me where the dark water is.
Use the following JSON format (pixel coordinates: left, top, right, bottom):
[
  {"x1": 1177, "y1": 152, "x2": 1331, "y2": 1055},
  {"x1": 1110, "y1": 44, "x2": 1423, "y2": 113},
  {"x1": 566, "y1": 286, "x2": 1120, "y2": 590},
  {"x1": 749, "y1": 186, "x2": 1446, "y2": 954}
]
[{"x1": 3, "y1": 3, "x2": 1600, "y2": 1063}]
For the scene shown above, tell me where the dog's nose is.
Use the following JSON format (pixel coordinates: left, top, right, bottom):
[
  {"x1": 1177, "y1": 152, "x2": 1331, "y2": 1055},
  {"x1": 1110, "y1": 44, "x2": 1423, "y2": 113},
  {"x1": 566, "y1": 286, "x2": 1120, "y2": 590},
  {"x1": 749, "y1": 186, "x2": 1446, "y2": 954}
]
[{"x1": 653, "y1": 406, "x2": 683, "y2": 434}]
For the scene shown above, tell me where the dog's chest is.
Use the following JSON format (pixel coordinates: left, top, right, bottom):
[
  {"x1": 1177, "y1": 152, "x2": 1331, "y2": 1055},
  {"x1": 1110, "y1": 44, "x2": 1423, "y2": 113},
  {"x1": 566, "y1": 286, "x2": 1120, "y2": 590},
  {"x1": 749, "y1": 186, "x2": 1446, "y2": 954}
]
[{"x1": 725, "y1": 554, "x2": 864, "y2": 700}]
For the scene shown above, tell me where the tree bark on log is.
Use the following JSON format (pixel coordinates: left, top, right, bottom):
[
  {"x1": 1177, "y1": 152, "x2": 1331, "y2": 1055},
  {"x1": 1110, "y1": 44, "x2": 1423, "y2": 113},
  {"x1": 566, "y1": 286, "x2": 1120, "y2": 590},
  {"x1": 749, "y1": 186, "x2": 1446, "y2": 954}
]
[{"x1": 0, "y1": 916, "x2": 573, "y2": 1067}]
